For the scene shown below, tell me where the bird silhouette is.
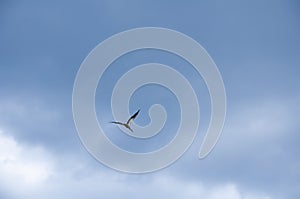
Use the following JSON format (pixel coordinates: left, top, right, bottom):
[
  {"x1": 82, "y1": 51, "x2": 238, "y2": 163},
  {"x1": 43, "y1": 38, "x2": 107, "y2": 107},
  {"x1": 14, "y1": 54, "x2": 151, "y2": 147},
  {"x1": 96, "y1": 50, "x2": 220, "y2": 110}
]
[{"x1": 110, "y1": 109, "x2": 140, "y2": 132}]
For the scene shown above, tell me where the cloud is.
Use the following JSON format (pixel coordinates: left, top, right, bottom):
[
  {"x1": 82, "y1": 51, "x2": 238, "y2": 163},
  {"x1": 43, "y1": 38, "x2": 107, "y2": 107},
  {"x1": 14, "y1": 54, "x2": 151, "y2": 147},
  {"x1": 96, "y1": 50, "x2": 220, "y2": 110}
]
[
  {"x1": 0, "y1": 93, "x2": 298, "y2": 199},
  {"x1": 167, "y1": 97, "x2": 300, "y2": 198},
  {"x1": 0, "y1": 128, "x2": 273, "y2": 199},
  {"x1": 0, "y1": 130, "x2": 54, "y2": 198},
  {"x1": 0, "y1": 96, "x2": 78, "y2": 152},
  {"x1": 0, "y1": 85, "x2": 298, "y2": 199}
]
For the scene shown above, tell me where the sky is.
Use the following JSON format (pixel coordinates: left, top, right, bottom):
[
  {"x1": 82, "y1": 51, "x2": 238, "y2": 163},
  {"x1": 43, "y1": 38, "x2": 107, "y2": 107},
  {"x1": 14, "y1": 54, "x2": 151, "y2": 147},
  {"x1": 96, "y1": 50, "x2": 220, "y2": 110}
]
[{"x1": 0, "y1": 0, "x2": 300, "y2": 198}]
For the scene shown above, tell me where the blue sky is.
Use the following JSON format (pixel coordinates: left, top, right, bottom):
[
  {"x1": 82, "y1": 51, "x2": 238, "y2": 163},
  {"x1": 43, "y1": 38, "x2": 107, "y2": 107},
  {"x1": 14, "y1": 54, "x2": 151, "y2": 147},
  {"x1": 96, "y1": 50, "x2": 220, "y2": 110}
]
[{"x1": 0, "y1": 0, "x2": 300, "y2": 198}]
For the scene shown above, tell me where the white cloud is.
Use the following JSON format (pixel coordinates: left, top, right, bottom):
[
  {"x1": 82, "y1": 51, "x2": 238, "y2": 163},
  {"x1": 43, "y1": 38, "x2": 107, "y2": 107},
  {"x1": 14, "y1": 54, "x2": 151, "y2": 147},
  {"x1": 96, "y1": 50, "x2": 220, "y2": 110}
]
[
  {"x1": 164, "y1": 97, "x2": 300, "y2": 199},
  {"x1": 39, "y1": 172, "x2": 271, "y2": 199},
  {"x1": 229, "y1": 98, "x2": 297, "y2": 136},
  {"x1": 0, "y1": 128, "x2": 272, "y2": 199},
  {"x1": 214, "y1": 98, "x2": 300, "y2": 158},
  {"x1": 0, "y1": 130, "x2": 54, "y2": 197},
  {"x1": 3, "y1": 97, "x2": 294, "y2": 198}
]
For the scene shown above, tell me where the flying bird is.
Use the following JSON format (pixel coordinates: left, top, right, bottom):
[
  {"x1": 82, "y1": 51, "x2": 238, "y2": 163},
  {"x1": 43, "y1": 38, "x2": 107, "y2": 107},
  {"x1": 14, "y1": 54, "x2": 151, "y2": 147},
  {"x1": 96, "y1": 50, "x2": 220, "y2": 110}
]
[{"x1": 110, "y1": 109, "x2": 140, "y2": 132}]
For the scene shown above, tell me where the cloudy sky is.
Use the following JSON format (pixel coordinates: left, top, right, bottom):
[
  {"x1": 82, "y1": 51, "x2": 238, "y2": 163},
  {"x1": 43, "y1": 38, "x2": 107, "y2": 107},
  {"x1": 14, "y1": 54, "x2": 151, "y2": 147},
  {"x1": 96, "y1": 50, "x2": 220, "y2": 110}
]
[{"x1": 0, "y1": 0, "x2": 300, "y2": 198}]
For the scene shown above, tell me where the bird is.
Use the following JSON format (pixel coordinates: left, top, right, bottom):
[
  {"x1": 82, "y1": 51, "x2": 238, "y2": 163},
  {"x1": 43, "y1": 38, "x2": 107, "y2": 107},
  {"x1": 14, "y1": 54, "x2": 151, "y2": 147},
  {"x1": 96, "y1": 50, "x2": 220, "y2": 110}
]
[{"x1": 110, "y1": 109, "x2": 140, "y2": 132}]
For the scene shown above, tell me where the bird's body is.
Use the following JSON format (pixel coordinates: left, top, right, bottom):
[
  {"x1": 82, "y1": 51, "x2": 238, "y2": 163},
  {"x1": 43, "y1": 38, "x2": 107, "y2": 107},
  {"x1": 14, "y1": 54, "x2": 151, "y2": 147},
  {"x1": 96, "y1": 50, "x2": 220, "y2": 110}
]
[{"x1": 110, "y1": 110, "x2": 140, "y2": 132}]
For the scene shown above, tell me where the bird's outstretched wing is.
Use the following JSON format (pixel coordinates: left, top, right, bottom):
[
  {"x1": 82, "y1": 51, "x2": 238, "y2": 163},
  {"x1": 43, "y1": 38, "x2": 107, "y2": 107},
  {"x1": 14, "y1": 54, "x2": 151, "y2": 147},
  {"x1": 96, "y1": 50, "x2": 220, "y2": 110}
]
[
  {"x1": 110, "y1": 121, "x2": 133, "y2": 132},
  {"x1": 126, "y1": 109, "x2": 140, "y2": 125},
  {"x1": 110, "y1": 121, "x2": 124, "y2": 125}
]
